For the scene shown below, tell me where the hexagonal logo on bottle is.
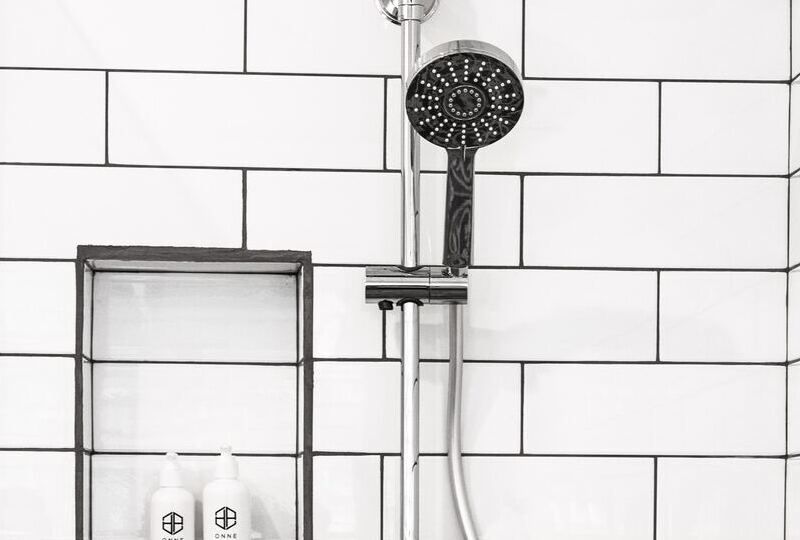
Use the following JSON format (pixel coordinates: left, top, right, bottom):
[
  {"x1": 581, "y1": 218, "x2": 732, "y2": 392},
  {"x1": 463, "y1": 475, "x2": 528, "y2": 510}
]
[
  {"x1": 215, "y1": 506, "x2": 237, "y2": 530},
  {"x1": 162, "y1": 511, "x2": 184, "y2": 535}
]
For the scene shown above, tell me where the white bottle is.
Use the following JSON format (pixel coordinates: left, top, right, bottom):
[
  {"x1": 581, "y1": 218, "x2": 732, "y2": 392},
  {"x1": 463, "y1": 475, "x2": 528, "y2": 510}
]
[
  {"x1": 150, "y1": 452, "x2": 195, "y2": 540},
  {"x1": 203, "y1": 446, "x2": 251, "y2": 540}
]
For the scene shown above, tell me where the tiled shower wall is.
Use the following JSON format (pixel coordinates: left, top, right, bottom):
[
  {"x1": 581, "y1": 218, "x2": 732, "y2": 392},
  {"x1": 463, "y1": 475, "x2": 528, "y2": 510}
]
[{"x1": 0, "y1": 1, "x2": 798, "y2": 539}]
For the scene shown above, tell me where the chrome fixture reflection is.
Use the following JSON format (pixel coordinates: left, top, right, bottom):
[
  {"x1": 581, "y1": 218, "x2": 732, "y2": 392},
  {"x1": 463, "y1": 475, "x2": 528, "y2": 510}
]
[{"x1": 406, "y1": 40, "x2": 524, "y2": 268}]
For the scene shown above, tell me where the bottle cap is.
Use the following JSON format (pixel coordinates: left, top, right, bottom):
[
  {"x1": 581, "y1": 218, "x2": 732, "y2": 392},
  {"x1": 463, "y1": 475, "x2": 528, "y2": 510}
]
[
  {"x1": 159, "y1": 452, "x2": 183, "y2": 487},
  {"x1": 215, "y1": 446, "x2": 239, "y2": 479}
]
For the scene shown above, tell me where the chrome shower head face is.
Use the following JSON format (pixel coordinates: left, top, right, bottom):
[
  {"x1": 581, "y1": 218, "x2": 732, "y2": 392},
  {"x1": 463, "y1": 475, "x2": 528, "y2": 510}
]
[{"x1": 406, "y1": 40, "x2": 524, "y2": 150}]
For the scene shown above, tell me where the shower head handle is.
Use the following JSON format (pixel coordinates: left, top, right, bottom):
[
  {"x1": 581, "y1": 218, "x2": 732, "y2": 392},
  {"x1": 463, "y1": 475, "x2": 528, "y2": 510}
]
[{"x1": 444, "y1": 146, "x2": 477, "y2": 268}]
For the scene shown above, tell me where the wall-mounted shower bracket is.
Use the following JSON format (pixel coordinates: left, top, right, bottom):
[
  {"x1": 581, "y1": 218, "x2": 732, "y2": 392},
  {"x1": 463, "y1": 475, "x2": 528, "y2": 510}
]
[
  {"x1": 365, "y1": 266, "x2": 468, "y2": 305},
  {"x1": 375, "y1": 0, "x2": 439, "y2": 25}
]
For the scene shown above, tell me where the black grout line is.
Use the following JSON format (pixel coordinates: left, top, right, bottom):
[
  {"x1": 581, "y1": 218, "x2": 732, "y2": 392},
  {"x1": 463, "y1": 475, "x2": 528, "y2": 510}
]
[
  {"x1": 0, "y1": 352, "x2": 76, "y2": 357},
  {"x1": 382, "y1": 77, "x2": 389, "y2": 171},
  {"x1": 312, "y1": 450, "x2": 788, "y2": 459},
  {"x1": 653, "y1": 457, "x2": 658, "y2": 540},
  {"x1": 313, "y1": 262, "x2": 791, "y2": 272},
  {"x1": 521, "y1": 0, "x2": 526, "y2": 78},
  {"x1": 379, "y1": 455, "x2": 385, "y2": 540},
  {"x1": 656, "y1": 271, "x2": 661, "y2": 362},
  {"x1": 519, "y1": 363, "x2": 525, "y2": 455},
  {"x1": 657, "y1": 82, "x2": 662, "y2": 173},
  {"x1": 381, "y1": 310, "x2": 388, "y2": 360},
  {"x1": 104, "y1": 71, "x2": 109, "y2": 165},
  {"x1": 91, "y1": 359, "x2": 298, "y2": 367},
  {"x1": 519, "y1": 175, "x2": 525, "y2": 266},
  {"x1": 0, "y1": 64, "x2": 794, "y2": 84},
  {"x1": 242, "y1": 0, "x2": 248, "y2": 73},
  {"x1": 0, "y1": 160, "x2": 791, "y2": 178},
  {"x1": 242, "y1": 170, "x2": 248, "y2": 249},
  {"x1": 73, "y1": 260, "x2": 84, "y2": 540},
  {"x1": 91, "y1": 450, "x2": 298, "y2": 457},
  {"x1": 311, "y1": 357, "x2": 787, "y2": 367}
]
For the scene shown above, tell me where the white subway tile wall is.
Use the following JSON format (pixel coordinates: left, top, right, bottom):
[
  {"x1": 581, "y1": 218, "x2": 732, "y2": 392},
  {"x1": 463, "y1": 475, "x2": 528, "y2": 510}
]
[
  {"x1": 526, "y1": 0, "x2": 789, "y2": 80},
  {"x1": 0, "y1": 70, "x2": 105, "y2": 163},
  {"x1": 657, "y1": 458, "x2": 785, "y2": 540},
  {"x1": 661, "y1": 83, "x2": 789, "y2": 175},
  {"x1": 523, "y1": 364, "x2": 784, "y2": 455},
  {"x1": 790, "y1": 458, "x2": 800, "y2": 540},
  {"x1": 0, "y1": 262, "x2": 75, "y2": 354},
  {"x1": 0, "y1": 0, "x2": 244, "y2": 71},
  {"x1": 0, "y1": 451, "x2": 75, "y2": 539},
  {"x1": 92, "y1": 272, "x2": 296, "y2": 362},
  {"x1": 109, "y1": 73, "x2": 384, "y2": 168},
  {"x1": 523, "y1": 176, "x2": 787, "y2": 268},
  {"x1": 247, "y1": 171, "x2": 400, "y2": 264},
  {"x1": 0, "y1": 166, "x2": 242, "y2": 258},
  {"x1": 0, "y1": 1, "x2": 794, "y2": 539},
  {"x1": 384, "y1": 456, "x2": 654, "y2": 540},
  {"x1": 0, "y1": 357, "x2": 74, "y2": 447},
  {"x1": 94, "y1": 362, "x2": 296, "y2": 453},
  {"x1": 313, "y1": 361, "x2": 400, "y2": 453},
  {"x1": 660, "y1": 272, "x2": 787, "y2": 362}
]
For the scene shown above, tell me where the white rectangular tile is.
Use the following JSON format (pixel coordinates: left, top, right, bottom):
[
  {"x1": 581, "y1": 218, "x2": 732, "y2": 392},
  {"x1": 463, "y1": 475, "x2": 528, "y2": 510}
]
[
  {"x1": 109, "y1": 72, "x2": 383, "y2": 168},
  {"x1": 0, "y1": 357, "x2": 73, "y2": 447},
  {"x1": 420, "y1": 362, "x2": 520, "y2": 454},
  {"x1": 388, "y1": 80, "x2": 658, "y2": 173},
  {"x1": 660, "y1": 272, "x2": 786, "y2": 362},
  {"x1": 0, "y1": 70, "x2": 104, "y2": 163},
  {"x1": 526, "y1": 0, "x2": 788, "y2": 80},
  {"x1": 524, "y1": 176, "x2": 787, "y2": 268},
  {"x1": 92, "y1": 272, "x2": 296, "y2": 362},
  {"x1": 661, "y1": 83, "x2": 788, "y2": 175},
  {"x1": 795, "y1": 0, "x2": 800, "y2": 78},
  {"x1": 384, "y1": 456, "x2": 652, "y2": 540},
  {"x1": 791, "y1": 365, "x2": 800, "y2": 454},
  {"x1": 92, "y1": 454, "x2": 295, "y2": 540},
  {"x1": 314, "y1": 456, "x2": 380, "y2": 540},
  {"x1": 93, "y1": 363, "x2": 296, "y2": 453},
  {"x1": 657, "y1": 458, "x2": 784, "y2": 540},
  {"x1": 248, "y1": 0, "x2": 521, "y2": 75},
  {"x1": 248, "y1": 171, "x2": 400, "y2": 264},
  {"x1": 523, "y1": 364, "x2": 785, "y2": 455},
  {"x1": 790, "y1": 270, "x2": 800, "y2": 359},
  {"x1": 789, "y1": 458, "x2": 800, "y2": 540},
  {"x1": 0, "y1": 0, "x2": 243, "y2": 71},
  {"x1": 792, "y1": 176, "x2": 800, "y2": 267},
  {"x1": 314, "y1": 362, "x2": 399, "y2": 453},
  {"x1": 313, "y1": 267, "x2": 382, "y2": 359},
  {"x1": 420, "y1": 174, "x2": 520, "y2": 266},
  {"x1": 0, "y1": 451, "x2": 74, "y2": 539},
  {"x1": 390, "y1": 269, "x2": 655, "y2": 361},
  {"x1": 0, "y1": 165, "x2": 242, "y2": 258},
  {"x1": 0, "y1": 262, "x2": 75, "y2": 354}
]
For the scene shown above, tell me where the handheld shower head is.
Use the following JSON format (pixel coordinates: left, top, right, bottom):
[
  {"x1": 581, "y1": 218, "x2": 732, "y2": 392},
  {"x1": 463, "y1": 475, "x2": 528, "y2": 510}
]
[{"x1": 406, "y1": 40, "x2": 524, "y2": 268}]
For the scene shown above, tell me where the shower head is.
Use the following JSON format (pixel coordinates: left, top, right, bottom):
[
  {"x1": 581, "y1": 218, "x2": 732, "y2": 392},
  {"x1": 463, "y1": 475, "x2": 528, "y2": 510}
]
[{"x1": 405, "y1": 40, "x2": 524, "y2": 268}]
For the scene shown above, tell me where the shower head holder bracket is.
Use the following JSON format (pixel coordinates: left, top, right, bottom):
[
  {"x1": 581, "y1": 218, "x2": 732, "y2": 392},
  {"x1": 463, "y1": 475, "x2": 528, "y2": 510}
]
[
  {"x1": 376, "y1": 0, "x2": 439, "y2": 24},
  {"x1": 365, "y1": 265, "x2": 468, "y2": 305}
]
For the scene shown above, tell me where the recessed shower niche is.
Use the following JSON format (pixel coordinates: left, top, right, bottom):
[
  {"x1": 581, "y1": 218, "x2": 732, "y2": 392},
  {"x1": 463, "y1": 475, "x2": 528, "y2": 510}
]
[{"x1": 76, "y1": 246, "x2": 312, "y2": 540}]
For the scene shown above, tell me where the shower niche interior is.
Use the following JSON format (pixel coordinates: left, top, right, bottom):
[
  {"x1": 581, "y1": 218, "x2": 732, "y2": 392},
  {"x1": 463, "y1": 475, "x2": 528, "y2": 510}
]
[{"x1": 76, "y1": 245, "x2": 312, "y2": 540}]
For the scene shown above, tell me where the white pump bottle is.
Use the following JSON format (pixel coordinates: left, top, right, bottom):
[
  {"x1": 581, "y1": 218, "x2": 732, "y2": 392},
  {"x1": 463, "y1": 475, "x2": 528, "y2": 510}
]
[
  {"x1": 150, "y1": 452, "x2": 195, "y2": 540},
  {"x1": 203, "y1": 446, "x2": 251, "y2": 540}
]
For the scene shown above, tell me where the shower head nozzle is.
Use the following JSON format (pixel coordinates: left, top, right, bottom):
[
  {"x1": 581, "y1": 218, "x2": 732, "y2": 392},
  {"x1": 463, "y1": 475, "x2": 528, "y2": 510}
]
[
  {"x1": 406, "y1": 40, "x2": 524, "y2": 151},
  {"x1": 404, "y1": 40, "x2": 524, "y2": 269}
]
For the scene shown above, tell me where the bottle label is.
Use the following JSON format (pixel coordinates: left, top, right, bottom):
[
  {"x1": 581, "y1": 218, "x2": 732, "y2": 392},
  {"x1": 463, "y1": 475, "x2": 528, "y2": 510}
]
[
  {"x1": 161, "y1": 511, "x2": 186, "y2": 539},
  {"x1": 213, "y1": 506, "x2": 238, "y2": 538}
]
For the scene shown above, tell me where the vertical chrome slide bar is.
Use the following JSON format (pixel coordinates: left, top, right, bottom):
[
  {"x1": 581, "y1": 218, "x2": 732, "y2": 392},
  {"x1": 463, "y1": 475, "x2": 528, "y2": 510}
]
[{"x1": 398, "y1": 3, "x2": 422, "y2": 539}]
